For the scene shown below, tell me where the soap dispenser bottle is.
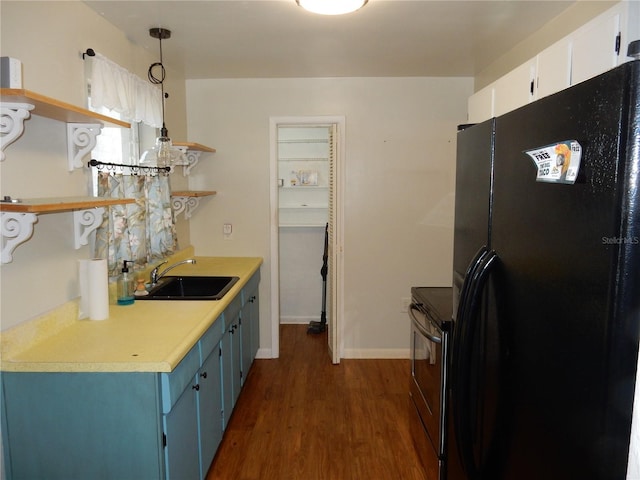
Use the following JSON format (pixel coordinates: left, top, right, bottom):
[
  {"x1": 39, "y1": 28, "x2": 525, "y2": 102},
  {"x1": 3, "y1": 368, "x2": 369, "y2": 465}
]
[{"x1": 117, "y1": 260, "x2": 135, "y2": 305}]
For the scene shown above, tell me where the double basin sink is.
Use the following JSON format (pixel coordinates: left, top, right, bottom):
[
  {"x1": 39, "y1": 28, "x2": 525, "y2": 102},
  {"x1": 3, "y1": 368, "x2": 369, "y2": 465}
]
[{"x1": 136, "y1": 276, "x2": 239, "y2": 301}]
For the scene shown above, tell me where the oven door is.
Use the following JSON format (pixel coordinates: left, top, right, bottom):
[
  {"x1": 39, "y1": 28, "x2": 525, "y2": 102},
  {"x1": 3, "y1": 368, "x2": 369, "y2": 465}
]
[{"x1": 409, "y1": 303, "x2": 447, "y2": 457}]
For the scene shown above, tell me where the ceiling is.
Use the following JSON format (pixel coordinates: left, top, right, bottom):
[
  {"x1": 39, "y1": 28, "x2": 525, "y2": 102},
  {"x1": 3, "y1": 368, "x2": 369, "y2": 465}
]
[{"x1": 84, "y1": 0, "x2": 577, "y2": 79}]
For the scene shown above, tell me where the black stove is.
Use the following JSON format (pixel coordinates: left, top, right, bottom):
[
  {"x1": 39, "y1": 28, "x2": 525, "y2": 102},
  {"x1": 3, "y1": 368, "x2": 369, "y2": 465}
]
[{"x1": 410, "y1": 287, "x2": 453, "y2": 328}]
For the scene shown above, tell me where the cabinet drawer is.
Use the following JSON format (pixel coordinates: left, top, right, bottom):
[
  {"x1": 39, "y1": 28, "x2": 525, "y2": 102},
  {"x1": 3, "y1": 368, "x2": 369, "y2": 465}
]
[
  {"x1": 224, "y1": 295, "x2": 242, "y2": 328},
  {"x1": 199, "y1": 315, "x2": 224, "y2": 363},
  {"x1": 242, "y1": 270, "x2": 260, "y2": 304},
  {"x1": 160, "y1": 344, "x2": 200, "y2": 414}
]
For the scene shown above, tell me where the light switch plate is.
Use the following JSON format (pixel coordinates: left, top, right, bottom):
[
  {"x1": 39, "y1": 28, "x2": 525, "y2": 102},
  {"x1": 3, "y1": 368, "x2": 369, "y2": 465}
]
[{"x1": 223, "y1": 223, "x2": 232, "y2": 239}]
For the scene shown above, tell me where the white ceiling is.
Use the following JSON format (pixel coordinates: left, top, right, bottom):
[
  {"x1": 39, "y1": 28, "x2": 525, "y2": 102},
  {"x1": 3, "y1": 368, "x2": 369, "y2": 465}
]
[{"x1": 84, "y1": 0, "x2": 577, "y2": 79}]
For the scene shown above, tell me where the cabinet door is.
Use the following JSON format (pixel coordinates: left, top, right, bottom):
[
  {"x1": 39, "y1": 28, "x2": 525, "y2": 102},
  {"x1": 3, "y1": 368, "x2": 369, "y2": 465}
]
[
  {"x1": 493, "y1": 58, "x2": 537, "y2": 117},
  {"x1": 467, "y1": 83, "x2": 494, "y2": 123},
  {"x1": 571, "y1": 7, "x2": 621, "y2": 85},
  {"x1": 536, "y1": 38, "x2": 571, "y2": 100},
  {"x1": 221, "y1": 327, "x2": 233, "y2": 429},
  {"x1": 197, "y1": 350, "x2": 223, "y2": 479},
  {"x1": 231, "y1": 316, "x2": 242, "y2": 404},
  {"x1": 163, "y1": 381, "x2": 200, "y2": 480},
  {"x1": 2, "y1": 372, "x2": 164, "y2": 480},
  {"x1": 241, "y1": 303, "x2": 252, "y2": 384},
  {"x1": 250, "y1": 292, "x2": 260, "y2": 363},
  {"x1": 242, "y1": 271, "x2": 260, "y2": 369}
]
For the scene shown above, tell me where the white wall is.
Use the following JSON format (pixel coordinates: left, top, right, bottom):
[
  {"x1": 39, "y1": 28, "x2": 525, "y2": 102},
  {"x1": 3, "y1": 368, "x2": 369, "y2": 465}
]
[
  {"x1": 0, "y1": 1, "x2": 189, "y2": 331},
  {"x1": 279, "y1": 226, "x2": 325, "y2": 324},
  {"x1": 185, "y1": 77, "x2": 472, "y2": 357}
]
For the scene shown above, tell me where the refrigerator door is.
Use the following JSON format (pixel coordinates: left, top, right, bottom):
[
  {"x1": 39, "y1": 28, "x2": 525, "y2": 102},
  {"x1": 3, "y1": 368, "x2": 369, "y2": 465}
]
[
  {"x1": 452, "y1": 119, "x2": 495, "y2": 318},
  {"x1": 448, "y1": 118, "x2": 499, "y2": 480},
  {"x1": 488, "y1": 61, "x2": 640, "y2": 479}
]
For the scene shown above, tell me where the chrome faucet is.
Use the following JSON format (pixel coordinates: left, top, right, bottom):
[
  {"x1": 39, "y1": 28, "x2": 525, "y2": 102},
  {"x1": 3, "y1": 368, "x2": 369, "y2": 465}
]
[{"x1": 150, "y1": 259, "x2": 196, "y2": 285}]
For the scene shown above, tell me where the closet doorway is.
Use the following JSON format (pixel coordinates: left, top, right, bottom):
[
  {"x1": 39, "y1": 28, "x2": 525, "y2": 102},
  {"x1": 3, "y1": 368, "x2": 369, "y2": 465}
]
[{"x1": 269, "y1": 116, "x2": 344, "y2": 364}]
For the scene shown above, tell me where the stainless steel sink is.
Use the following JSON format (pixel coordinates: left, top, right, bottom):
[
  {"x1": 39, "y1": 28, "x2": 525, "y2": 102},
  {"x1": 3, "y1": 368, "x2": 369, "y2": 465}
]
[{"x1": 137, "y1": 276, "x2": 239, "y2": 300}]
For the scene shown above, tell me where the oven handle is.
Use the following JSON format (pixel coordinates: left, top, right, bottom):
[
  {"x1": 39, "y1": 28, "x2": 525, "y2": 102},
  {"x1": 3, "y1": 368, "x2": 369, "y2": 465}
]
[{"x1": 409, "y1": 304, "x2": 442, "y2": 344}]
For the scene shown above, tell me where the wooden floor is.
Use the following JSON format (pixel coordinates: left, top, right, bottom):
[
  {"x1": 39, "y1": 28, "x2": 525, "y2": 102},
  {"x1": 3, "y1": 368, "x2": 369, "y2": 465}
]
[{"x1": 206, "y1": 324, "x2": 428, "y2": 480}]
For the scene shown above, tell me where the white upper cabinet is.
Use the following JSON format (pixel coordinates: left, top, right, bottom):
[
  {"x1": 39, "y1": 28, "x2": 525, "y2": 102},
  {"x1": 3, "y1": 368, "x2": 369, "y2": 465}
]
[
  {"x1": 536, "y1": 39, "x2": 572, "y2": 100},
  {"x1": 467, "y1": 83, "x2": 494, "y2": 124},
  {"x1": 571, "y1": 6, "x2": 622, "y2": 85},
  {"x1": 493, "y1": 58, "x2": 537, "y2": 117},
  {"x1": 467, "y1": 0, "x2": 640, "y2": 123}
]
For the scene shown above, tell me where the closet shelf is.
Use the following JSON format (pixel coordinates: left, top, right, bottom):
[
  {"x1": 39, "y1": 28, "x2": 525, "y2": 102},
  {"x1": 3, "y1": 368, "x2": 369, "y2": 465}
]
[
  {"x1": 278, "y1": 157, "x2": 329, "y2": 162},
  {"x1": 278, "y1": 139, "x2": 328, "y2": 144},
  {"x1": 0, "y1": 89, "x2": 130, "y2": 128},
  {"x1": 279, "y1": 204, "x2": 327, "y2": 209},
  {"x1": 279, "y1": 223, "x2": 327, "y2": 228}
]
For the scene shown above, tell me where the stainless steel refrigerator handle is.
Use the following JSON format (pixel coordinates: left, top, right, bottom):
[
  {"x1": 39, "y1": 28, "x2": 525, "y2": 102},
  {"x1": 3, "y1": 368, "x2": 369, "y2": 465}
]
[{"x1": 409, "y1": 304, "x2": 442, "y2": 344}]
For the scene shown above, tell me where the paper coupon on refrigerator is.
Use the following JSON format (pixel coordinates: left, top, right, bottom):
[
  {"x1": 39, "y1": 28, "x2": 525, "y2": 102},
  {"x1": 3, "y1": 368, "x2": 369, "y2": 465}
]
[{"x1": 524, "y1": 140, "x2": 582, "y2": 184}]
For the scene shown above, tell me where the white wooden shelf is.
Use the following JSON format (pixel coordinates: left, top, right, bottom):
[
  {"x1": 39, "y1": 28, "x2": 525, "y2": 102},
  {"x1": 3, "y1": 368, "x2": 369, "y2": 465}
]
[
  {"x1": 172, "y1": 142, "x2": 216, "y2": 176},
  {"x1": 171, "y1": 190, "x2": 216, "y2": 219},
  {"x1": 0, "y1": 196, "x2": 134, "y2": 214},
  {"x1": 0, "y1": 196, "x2": 135, "y2": 264},
  {"x1": 0, "y1": 88, "x2": 130, "y2": 167}
]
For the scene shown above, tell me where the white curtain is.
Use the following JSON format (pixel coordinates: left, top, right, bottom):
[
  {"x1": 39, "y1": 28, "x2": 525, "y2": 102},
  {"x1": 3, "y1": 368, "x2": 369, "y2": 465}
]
[{"x1": 90, "y1": 53, "x2": 163, "y2": 128}]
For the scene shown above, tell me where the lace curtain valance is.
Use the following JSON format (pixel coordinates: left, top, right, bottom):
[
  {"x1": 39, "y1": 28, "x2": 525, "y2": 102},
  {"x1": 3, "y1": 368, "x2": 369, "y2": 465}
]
[{"x1": 90, "y1": 53, "x2": 163, "y2": 128}]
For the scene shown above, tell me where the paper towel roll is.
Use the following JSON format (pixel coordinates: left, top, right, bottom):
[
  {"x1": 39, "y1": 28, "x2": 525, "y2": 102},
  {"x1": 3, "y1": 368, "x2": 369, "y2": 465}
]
[{"x1": 79, "y1": 259, "x2": 109, "y2": 321}]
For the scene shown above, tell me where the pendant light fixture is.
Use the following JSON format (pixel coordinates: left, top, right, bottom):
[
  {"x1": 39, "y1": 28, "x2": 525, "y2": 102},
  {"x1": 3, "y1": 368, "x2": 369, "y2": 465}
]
[
  {"x1": 296, "y1": 0, "x2": 368, "y2": 15},
  {"x1": 139, "y1": 27, "x2": 186, "y2": 168}
]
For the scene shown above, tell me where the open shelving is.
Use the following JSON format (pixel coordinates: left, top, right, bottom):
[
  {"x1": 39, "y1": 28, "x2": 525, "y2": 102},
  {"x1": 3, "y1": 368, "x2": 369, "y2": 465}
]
[
  {"x1": 171, "y1": 190, "x2": 217, "y2": 219},
  {"x1": 0, "y1": 88, "x2": 130, "y2": 168},
  {"x1": 0, "y1": 197, "x2": 135, "y2": 264}
]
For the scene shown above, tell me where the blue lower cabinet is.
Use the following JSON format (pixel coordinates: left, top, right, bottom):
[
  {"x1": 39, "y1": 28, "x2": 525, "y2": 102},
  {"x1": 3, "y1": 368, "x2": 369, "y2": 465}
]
[
  {"x1": 1, "y1": 274, "x2": 260, "y2": 480},
  {"x1": 163, "y1": 380, "x2": 200, "y2": 480},
  {"x1": 221, "y1": 294, "x2": 242, "y2": 429},
  {"x1": 241, "y1": 270, "x2": 260, "y2": 382},
  {"x1": 1, "y1": 372, "x2": 165, "y2": 480},
  {"x1": 197, "y1": 344, "x2": 223, "y2": 478}
]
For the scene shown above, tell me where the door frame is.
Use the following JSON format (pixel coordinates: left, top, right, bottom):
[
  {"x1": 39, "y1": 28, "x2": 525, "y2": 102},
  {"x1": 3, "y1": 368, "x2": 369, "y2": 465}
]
[{"x1": 269, "y1": 115, "x2": 345, "y2": 363}]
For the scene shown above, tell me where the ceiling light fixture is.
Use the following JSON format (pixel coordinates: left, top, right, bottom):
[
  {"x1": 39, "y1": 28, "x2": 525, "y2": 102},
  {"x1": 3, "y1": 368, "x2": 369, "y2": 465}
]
[
  {"x1": 295, "y1": 0, "x2": 368, "y2": 15},
  {"x1": 139, "y1": 27, "x2": 186, "y2": 168}
]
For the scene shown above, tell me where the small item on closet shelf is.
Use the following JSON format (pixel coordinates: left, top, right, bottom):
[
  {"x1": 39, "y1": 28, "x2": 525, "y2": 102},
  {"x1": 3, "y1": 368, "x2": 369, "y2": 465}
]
[
  {"x1": 134, "y1": 277, "x2": 149, "y2": 296},
  {"x1": 1, "y1": 196, "x2": 21, "y2": 203}
]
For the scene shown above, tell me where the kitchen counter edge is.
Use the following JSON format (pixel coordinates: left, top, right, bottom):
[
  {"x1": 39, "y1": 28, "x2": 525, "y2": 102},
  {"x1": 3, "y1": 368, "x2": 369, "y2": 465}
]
[{"x1": 0, "y1": 256, "x2": 263, "y2": 374}]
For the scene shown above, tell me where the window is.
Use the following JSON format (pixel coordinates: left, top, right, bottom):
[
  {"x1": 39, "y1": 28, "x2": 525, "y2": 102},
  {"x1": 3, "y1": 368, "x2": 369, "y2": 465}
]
[{"x1": 85, "y1": 57, "x2": 175, "y2": 277}]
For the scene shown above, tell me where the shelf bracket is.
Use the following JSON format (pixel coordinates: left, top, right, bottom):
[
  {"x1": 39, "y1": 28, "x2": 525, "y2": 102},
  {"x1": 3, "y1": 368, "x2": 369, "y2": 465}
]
[
  {"x1": 181, "y1": 149, "x2": 202, "y2": 176},
  {"x1": 67, "y1": 123, "x2": 102, "y2": 171},
  {"x1": 73, "y1": 207, "x2": 105, "y2": 249},
  {"x1": 172, "y1": 196, "x2": 200, "y2": 219},
  {"x1": 0, "y1": 102, "x2": 34, "y2": 161},
  {"x1": 1, "y1": 212, "x2": 37, "y2": 264}
]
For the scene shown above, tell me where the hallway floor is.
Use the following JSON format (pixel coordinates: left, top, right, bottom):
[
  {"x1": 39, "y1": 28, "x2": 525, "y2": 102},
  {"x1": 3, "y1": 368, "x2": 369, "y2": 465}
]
[{"x1": 207, "y1": 324, "x2": 428, "y2": 479}]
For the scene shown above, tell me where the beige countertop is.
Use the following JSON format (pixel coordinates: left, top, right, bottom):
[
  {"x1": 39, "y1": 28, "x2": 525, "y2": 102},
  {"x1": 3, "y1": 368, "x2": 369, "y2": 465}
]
[{"x1": 0, "y1": 256, "x2": 262, "y2": 373}]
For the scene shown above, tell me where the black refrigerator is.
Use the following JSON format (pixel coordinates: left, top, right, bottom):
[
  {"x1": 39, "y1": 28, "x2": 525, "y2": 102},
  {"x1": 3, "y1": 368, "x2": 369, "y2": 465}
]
[{"x1": 447, "y1": 59, "x2": 640, "y2": 480}]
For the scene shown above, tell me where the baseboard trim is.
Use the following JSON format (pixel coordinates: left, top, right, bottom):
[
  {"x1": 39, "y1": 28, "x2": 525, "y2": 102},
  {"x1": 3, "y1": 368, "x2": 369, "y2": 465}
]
[
  {"x1": 279, "y1": 316, "x2": 320, "y2": 325},
  {"x1": 342, "y1": 348, "x2": 410, "y2": 359}
]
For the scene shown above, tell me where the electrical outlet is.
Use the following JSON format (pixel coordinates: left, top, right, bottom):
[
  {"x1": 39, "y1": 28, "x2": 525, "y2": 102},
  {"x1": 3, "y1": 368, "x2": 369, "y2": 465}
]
[{"x1": 401, "y1": 297, "x2": 411, "y2": 313}]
